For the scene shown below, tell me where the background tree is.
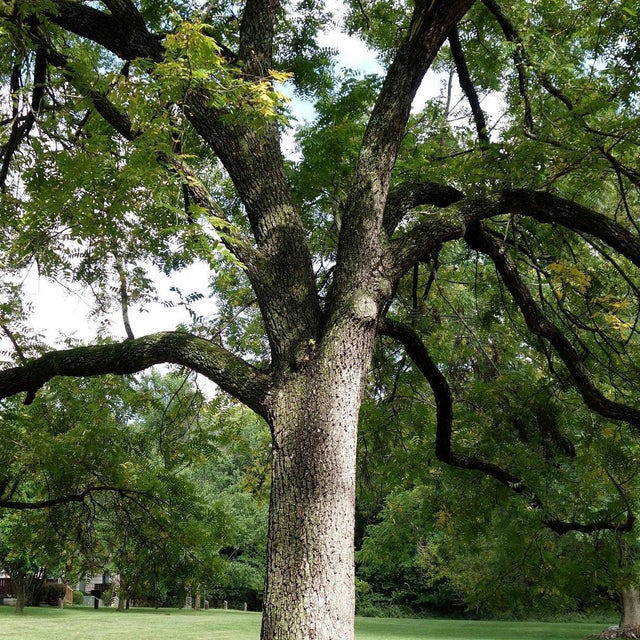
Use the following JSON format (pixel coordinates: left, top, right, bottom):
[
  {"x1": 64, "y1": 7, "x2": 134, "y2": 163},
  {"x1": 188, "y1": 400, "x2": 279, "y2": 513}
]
[
  {"x1": 1, "y1": 1, "x2": 640, "y2": 638},
  {"x1": 0, "y1": 371, "x2": 236, "y2": 611}
]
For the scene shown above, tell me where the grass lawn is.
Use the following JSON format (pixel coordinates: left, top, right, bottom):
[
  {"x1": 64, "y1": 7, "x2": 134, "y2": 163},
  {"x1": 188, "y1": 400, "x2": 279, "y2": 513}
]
[{"x1": 0, "y1": 605, "x2": 611, "y2": 639}]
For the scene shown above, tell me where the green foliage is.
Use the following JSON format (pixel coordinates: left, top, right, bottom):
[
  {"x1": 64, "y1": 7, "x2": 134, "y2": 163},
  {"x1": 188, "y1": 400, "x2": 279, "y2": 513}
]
[
  {"x1": 1, "y1": 0, "x2": 640, "y2": 627},
  {"x1": 191, "y1": 402, "x2": 270, "y2": 610}
]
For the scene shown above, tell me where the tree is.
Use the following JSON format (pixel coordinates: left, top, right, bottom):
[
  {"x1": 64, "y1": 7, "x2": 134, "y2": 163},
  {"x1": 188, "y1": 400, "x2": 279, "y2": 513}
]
[
  {"x1": 0, "y1": 370, "x2": 228, "y2": 612},
  {"x1": 1, "y1": 1, "x2": 640, "y2": 638}
]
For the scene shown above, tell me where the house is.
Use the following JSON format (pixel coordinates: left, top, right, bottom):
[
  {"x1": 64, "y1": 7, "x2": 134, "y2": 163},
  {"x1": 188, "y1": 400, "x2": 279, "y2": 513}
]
[{"x1": 76, "y1": 572, "x2": 112, "y2": 598}]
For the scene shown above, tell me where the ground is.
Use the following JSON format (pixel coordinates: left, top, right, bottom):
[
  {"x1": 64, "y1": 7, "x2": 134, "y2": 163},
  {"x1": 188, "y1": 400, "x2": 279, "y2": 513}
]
[{"x1": 0, "y1": 606, "x2": 614, "y2": 639}]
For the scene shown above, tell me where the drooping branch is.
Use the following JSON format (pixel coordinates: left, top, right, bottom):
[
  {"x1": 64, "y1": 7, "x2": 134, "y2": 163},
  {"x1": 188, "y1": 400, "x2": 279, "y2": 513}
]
[
  {"x1": 481, "y1": 0, "x2": 574, "y2": 113},
  {"x1": 164, "y1": 154, "x2": 260, "y2": 267},
  {"x1": 0, "y1": 46, "x2": 47, "y2": 189},
  {"x1": 481, "y1": 0, "x2": 534, "y2": 132},
  {"x1": 0, "y1": 332, "x2": 272, "y2": 418},
  {"x1": 0, "y1": 324, "x2": 27, "y2": 365},
  {"x1": 29, "y1": 25, "x2": 139, "y2": 141},
  {"x1": 389, "y1": 186, "x2": 640, "y2": 294},
  {"x1": 464, "y1": 221, "x2": 640, "y2": 429},
  {"x1": 448, "y1": 26, "x2": 490, "y2": 147},
  {"x1": 378, "y1": 317, "x2": 635, "y2": 534},
  {"x1": 453, "y1": 190, "x2": 640, "y2": 269},
  {"x1": 389, "y1": 209, "x2": 470, "y2": 279}
]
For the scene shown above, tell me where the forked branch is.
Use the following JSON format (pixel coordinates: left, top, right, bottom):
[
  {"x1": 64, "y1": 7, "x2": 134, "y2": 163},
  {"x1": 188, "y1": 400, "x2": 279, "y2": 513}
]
[{"x1": 378, "y1": 317, "x2": 635, "y2": 534}]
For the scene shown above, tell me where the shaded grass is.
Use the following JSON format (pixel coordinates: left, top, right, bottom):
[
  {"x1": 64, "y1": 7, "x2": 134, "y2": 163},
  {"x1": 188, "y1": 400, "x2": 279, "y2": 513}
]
[{"x1": 0, "y1": 605, "x2": 611, "y2": 639}]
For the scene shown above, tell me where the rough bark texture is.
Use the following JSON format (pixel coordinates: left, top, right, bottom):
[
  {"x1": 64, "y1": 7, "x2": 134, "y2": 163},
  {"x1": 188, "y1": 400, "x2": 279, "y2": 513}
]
[
  {"x1": 261, "y1": 310, "x2": 378, "y2": 639},
  {"x1": 621, "y1": 591, "x2": 640, "y2": 628}
]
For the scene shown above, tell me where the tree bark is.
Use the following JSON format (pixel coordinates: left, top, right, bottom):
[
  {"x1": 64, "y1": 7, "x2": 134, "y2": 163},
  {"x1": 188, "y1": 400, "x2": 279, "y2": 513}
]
[
  {"x1": 620, "y1": 589, "x2": 640, "y2": 628},
  {"x1": 261, "y1": 319, "x2": 377, "y2": 640},
  {"x1": 12, "y1": 575, "x2": 25, "y2": 615}
]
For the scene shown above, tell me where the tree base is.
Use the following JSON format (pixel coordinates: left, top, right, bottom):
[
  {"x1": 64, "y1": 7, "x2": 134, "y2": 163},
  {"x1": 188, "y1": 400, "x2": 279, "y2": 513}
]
[{"x1": 598, "y1": 626, "x2": 640, "y2": 639}]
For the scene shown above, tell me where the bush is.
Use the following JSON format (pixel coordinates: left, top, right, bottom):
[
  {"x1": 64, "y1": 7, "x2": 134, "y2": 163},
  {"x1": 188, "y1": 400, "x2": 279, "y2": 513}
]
[
  {"x1": 101, "y1": 588, "x2": 112, "y2": 606},
  {"x1": 73, "y1": 590, "x2": 84, "y2": 606},
  {"x1": 40, "y1": 583, "x2": 67, "y2": 605}
]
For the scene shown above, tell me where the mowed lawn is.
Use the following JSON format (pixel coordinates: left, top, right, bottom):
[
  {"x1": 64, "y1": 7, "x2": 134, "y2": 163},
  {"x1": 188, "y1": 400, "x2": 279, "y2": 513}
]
[{"x1": 0, "y1": 606, "x2": 611, "y2": 639}]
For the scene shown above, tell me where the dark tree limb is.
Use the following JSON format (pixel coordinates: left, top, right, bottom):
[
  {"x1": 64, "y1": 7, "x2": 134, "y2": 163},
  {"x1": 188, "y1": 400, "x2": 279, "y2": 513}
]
[
  {"x1": 448, "y1": 26, "x2": 490, "y2": 147},
  {"x1": 389, "y1": 187, "x2": 640, "y2": 293},
  {"x1": 464, "y1": 221, "x2": 640, "y2": 429},
  {"x1": 0, "y1": 46, "x2": 47, "y2": 189},
  {"x1": 378, "y1": 317, "x2": 635, "y2": 534},
  {"x1": 0, "y1": 485, "x2": 154, "y2": 510},
  {"x1": 499, "y1": 190, "x2": 640, "y2": 269},
  {"x1": 45, "y1": 0, "x2": 164, "y2": 62},
  {"x1": 388, "y1": 210, "x2": 469, "y2": 279},
  {"x1": 481, "y1": 0, "x2": 534, "y2": 131},
  {"x1": 0, "y1": 324, "x2": 27, "y2": 365},
  {"x1": 482, "y1": 0, "x2": 573, "y2": 113},
  {"x1": 0, "y1": 332, "x2": 272, "y2": 419}
]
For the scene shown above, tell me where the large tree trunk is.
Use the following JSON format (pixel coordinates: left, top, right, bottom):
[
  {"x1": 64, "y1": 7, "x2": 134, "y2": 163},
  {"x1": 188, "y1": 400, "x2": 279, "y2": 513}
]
[
  {"x1": 620, "y1": 589, "x2": 640, "y2": 628},
  {"x1": 261, "y1": 322, "x2": 376, "y2": 640}
]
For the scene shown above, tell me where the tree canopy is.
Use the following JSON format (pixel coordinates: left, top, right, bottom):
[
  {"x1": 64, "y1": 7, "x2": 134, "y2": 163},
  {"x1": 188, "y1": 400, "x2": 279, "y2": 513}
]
[{"x1": 1, "y1": 1, "x2": 640, "y2": 638}]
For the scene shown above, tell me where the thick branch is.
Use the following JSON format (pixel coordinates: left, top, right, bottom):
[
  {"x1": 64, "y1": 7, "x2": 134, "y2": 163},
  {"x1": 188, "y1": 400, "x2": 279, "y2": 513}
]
[
  {"x1": 383, "y1": 181, "x2": 466, "y2": 235},
  {"x1": 378, "y1": 317, "x2": 634, "y2": 534},
  {"x1": 0, "y1": 332, "x2": 271, "y2": 418},
  {"x1": 389, "y1": 209, "x2": 469, "y2": 279},
  {"x1": 464, "y1": 222, "x2": 640, "y2": 429},
  {"x1": 500, "y1": 190, "x2": 640, "y2": 269},
  {"x1": 46, "y1": 0, "x2": 164, "y2": 62},
  {"x1": 238, "y1": 0, "x2": 279, "y2": 78},
  {"x1": 448, "y1": 190, "x2": 640, "y2": 270}
]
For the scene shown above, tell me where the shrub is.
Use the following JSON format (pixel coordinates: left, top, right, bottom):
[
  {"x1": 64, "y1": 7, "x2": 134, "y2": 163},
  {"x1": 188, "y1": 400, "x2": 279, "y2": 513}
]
[
  {"x1": 73, "y1": 590, "x2": 84, "y2": 606},
  {"x1": 41, "y1": 583, "x2": 67, "y2": 605},
  {"x1": 101, "y1": 588, "x2": 112, "y2": 606}
]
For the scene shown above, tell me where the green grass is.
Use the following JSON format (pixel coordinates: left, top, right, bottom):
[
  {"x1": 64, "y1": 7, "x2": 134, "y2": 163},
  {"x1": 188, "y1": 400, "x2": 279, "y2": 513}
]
[{"x1": 0, "y1": 605, "x2": 611, "y2": 639}]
